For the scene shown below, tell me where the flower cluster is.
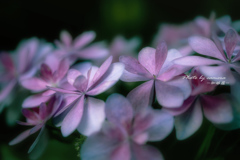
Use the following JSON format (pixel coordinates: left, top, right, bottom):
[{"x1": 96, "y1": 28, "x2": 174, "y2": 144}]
[{"x1": 1, "y1": 14, "x2": 240, "y2": 159}]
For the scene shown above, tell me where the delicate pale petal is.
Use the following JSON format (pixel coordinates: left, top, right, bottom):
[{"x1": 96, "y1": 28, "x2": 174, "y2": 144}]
[
  {"x1": 155, "y1": 80, "x2": 185, "y2": 108},
  {"x1": 73, "y1": 75, "x2": 88, "y2": 92},
  {"x1": 0, "y1": 80, "x2": 16, "y2": 102},
  {"x1": 127, "y1": 80, "x2": 154, "y2": 111},
  {"x1": 60, "y1": 30, "x2": 72, "y2": 46},
  {"x1": 47, "y1": 86, "x2": 80, "y2": 94},
  {"x1": 76, "y1": 43, "x2": 109, "y2": 59},
  {"x1": 77, "y1": 97, "x2": 105, "y2": 136},
  {"x1": 110, "y1": 142, "x2": 131, "y2": 160},
  {"x1": 39, "y1": 103, "x2": 48, "y2": 120},
  {"x1": 105, "y1": 94, "x2": 133, "y2": 127},
  {"x1": 189, "y1": 36, "x2": 226, "y2": 61},
  {"x1": 67, "y1": 69, "x2": 82, "y2": 85},
  {"x1": 173, "y1": 56, "x2": 223, "y2": 66},
  {"x1": 175, "y1": 99, "x2": 203, "y2": 140},
  {"x1": 73, "y1": 31, "x2": 96, "y2": 48},
  {"x1": 87, "y1": 63, "x2": 124, "y2": 95},
  {"x1": 9, "y1": 129, "x2": 32, "y2": 145},
  {"x1": 119, "y1": 55, "x2": 151, "y2": 78},
  {"x1": 22, "y1": 94, "x2": 52, "y2": 108},
  {"x1": 42, "y1": 90, "x2": 56, "y2": 96},
  {"x1": 61, "y1": 96, "x2": 84, "y2": 137},
  {"x1": 131, "y1": 143, "x2": 164, "y2": 160},
  {"x1": 55, "y1": 59, "x2": 69, "y2": 80},
  {"x1": 72, "y1": 62, "x2": 92, "y2": 77},
  {"x1": 224, "y1": 29, "x2": 238, "y2": 59},
  {"x1": 146, "y1": 110, "x2": 174, "y2": 141},
  {"x1": 201, "y1": 94, "x2": 233, "y2": 124},
  {"x1": 21, "y1": 78, "x2": 48, "y2": 92},
  {"x1": 0, "y1": 53, "x2": 14, "y2": 72},
  {"x1": 120, "y1": 69, "x2": 151, "y2": 82},
  {"x1": 138, "y1": 47, "x2": 156, "y2": 75},
  {"x1": 199, "y1": 65, "x2": 236, "y2": 84},
  {"x1": 22, "y1": 109, "x2": 40, "y2": 122},
  {"x1": 212, "y1": 33, "x2": 227, "y2": 61},
  {"x1": 155, "y1": 41, "x2": 168, "y2": 74},
  {"x1": 29, "y1": 124, "x2": 44, "y2": 135},
  {"x1": 40, "y1": 63, "x2": 52, "y2": 81}
]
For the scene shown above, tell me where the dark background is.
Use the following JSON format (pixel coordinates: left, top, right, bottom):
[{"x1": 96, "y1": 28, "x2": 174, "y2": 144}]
[{"x1": 1, "y1": 0, "x2": 240, "y2": 160}]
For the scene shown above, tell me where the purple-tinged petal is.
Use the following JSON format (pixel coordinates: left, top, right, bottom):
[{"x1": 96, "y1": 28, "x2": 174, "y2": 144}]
[
  {"x1": 138, "y1": 47, "x2": 156, "y2": 75},
  {"x1": 73, "y1": 31, "x2": 96, "y2": 48},
  {"x1": 54, "y1": 58, "x2": 69, "y2": 80},
  {"x1": 155, "y1": 41, "x2": 168, "y2": 74},
  {"x1": 39, "y1": 103, "x2": 48, "y2": 120},
  {"x1": 146, "y1": 110, "x2": 174, "y2": 141},
  {"x1": 120, "y1": 69, "x2": 151, "y2": 82},
  {"x1": 40, "y1": 63, "x2": 52, "y2": 82},
  {"x1": 0, "y1": 80, "x2": 16, "y2": 103},
  {"x1": 47, "y1": 86, "x2": 80, "y2": 94},
  {"x1": 72, "y1": 62, "x2": 92, "y2": 77},
  {"x1": 175, "y1": 99, "x2": 203, "y2": 140},
  {"x1": 110, "y1": 142, "x2": 131, "y2": 160},
  {"x1": 201, "y1": 94, "x2": 233, "y2": 124},
  {"x1": 77, "y1": 97, "x2": 105, "y2": 136},
  {"x1": 212, "y1": 33, "x2": 227, "y2": 61},
  {"x1": 189, "y1": 36, "x2": 226, "y2": 61},
  {"x1": 22, "y1": 109, "x2": 40, "y2": 122},
  {"x1": 119, "y1": 55, "x2": 151, "y2": 78},
  {"x1": 60, "y1": 30, "x2": 72, "y2": 46},
  {"x1": 155, "y1": 80, "x2": 185, "y2": 108},
  {"x1": 9, "y1": 129, "x2": 32, "y2": 145},
  {"x1": 61, "y1": 96, "x2": 84, "y2": 137},
  {"x1": 224, "y1": 29, "x2": 238, "y2": 59},
  {"x1": 73, "y1": 75, "x2": 88, "y2": 92},
  {"x1": 76, "y1": 43, "x2": 109, "y2": 59},
  {"x1": 105, "y1": 94, "x2": 133, "y2": 128},
  {"x1": 87, "y1": 63, "x2": 124, "y2": 95},
  {"x1": 0, "y1": 52, "x2": 15, "y2": 72},
  {"x1": 22, "y1": 94, "x2": 52, "y2": 108},
  {"x1": 42, "y1": 90, "x2": 56, "y2": 96},
  {"x1": 67, "y1": 69, "x2": 82, "y2": 85},
  {"x1": 21, "y1": 78, "x2": 48, "y2": 92},
  {"x1": 232, "y1": 50, "x2": 240, "y2": 62},
  {"x1": 29, "y1": 124, "x2": 44, "y2": 135},
  {"x1": 43, "y1": 54, "x2": 60, "y2": 73},
  {"x1": 173, "y1": 56, "x2": 223, "y2": 66},
  {"x1": 131, "y1": 143, "x2": 164, "y2": 160},
  {"x1": 127, "y1": 80, "x2": 154, "y2": 111},
  {"x1": 199, "y1": 65, "x2": 236, "y2": 84}
]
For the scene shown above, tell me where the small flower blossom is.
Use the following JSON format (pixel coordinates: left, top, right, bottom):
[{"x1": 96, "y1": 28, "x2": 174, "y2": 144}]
[
  {"x1": 81, "y1": 94, "x2": 174, "y2": 160},
  {"x1": 48, "y1": 56, "x2": 124, "y2": 137}
]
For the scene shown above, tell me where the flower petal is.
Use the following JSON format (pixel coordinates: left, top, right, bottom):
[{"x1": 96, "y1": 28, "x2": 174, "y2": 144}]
[
  {"x1": 175, "y1": 99, "x2": 203, "y2": 140},
  {"x1": 77, "y1": 97, "x2": 105, "y2": 136},
  {"x1": 155, "y1": 41, "x2": 168, "y2": 74},
  {"x1": 0, "y1": 80, "x2": 16, "y2": 103},
  {"x1": 138, "y1": 47, "x2": 156, "y2": 75},
  {"x1": 224, "y1": 29, "x2": 238, "y2": 59},
  {"x1": 22, "y1": 94, "x2": 52, "y2": 108},
  {"x1": 67, "y1": 69, "x2": 82, "y2": 85},
  {"x1": 173, "y1": 56, "x2": 223, "y2": 66},
  {"x1": 60, "y1": 30, "x2": 72, "y2": 47},
  {"x1": 110, "y1": 142, "x2": 131, "y2": 160},
  {"x1": 73, "y1": 31, "x2": 96, "y2": 49},
  {"x1": 120, "y1": 69, "x2": 151, "y2": 82},
  {"x1": 189, "y1": 36, "x2": 226, "y2": 61},
  {"x1": 73, "y1": 75, "x2": 88, "y2": 92},
  {"x1": 9, "y1": 129, "x2": 32, "y2": 145},
  {"x1": 61, "y1": 96, "x2": 84, "y2": 137},
  {"x1": 21, "y1": 78, "x2": 48, "y2": 92}
]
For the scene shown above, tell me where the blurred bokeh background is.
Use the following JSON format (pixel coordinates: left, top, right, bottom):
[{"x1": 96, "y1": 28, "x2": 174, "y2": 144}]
[{"x1": 1, "y1": 0, "x2": 240, "y2": 159}]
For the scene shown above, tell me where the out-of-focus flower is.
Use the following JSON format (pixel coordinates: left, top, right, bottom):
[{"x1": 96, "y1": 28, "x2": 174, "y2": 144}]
[
  {"x1": 81, "y1": 94, "x2": 173, "y2": 160},
  {"x1": 21, "y1": 54, "x2": 71, "y2": 108},
  {"x1": 54, "y1": 30, "x2": 108, "y2": 64},
  {"x1": 9, "y1": 96, "x2": 61, "y2": 152},
  {"x1": 0, "y1": 38, "x2": 53, "y2": 106},
  {"x1": 109, "y1": 35, "x2": 141, "y2": 62},
  {"x1": 165, "y1": 68, "x2": 233, "y2": 140},
  {"x1": 120, "y1": 42, "x2": 191, "y2": 111},
  {"x1": 174, "y1": 28, "x2": 240, "y2": 84},
  {"x1": 48, "y1": 56, "x2": 124, "y2": 137}
]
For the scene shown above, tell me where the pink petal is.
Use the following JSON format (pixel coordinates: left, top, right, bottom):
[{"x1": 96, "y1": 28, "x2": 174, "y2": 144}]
[
  {"x1": 72, "y1": 62, "x2": 92, "y2": 77},
  {"x1": 199, "y1": 65, "x2": 236, "y2": 84},
  {"x1": 212, "y1": 33, "x2": 227, "y2": 61},
  {"x1": 120, "y1": 69, "x2": 151, "y2": 82},
  {"x1": 127, "y1": 80, "x2": 154, "y2": 111},
  {"x1": 224, "y1": 29, "x2": 238, "y2": 59},
  {"x1": 55, "y1": 58, "x2": 69, "y2": 80},
  {"x1": 155, "y1": 80, "x2": 185, "y2": 108},
  {"x1": 189, "y1": 36, "x2": 226, "y2": 61},
  {"x1": 173, "y1": 56, "x2": 223, "y2": 66},
  {"x1": 0, "y1": 80, "x2": 16, "y2": 103},
  {"x1": 87, "y1": 63, "x2": 124, "y2": 95},
  {"x1": 60, "y1": 30, "x2": 72, "y2": 47},
  {"x1": 61, "y1": 96, "x2": 84, "y2": 137},
  {"x1": 67, "y1": 69, "x2": 82, "y2": 85},
  {"x1": 105, "y1": 94, "x2": 133, "y2": 128},
  {"x1": 119, "y1": 55, "x2": 151, "y2": 78},
  {"x1": 110, "y1": 142, "x2": 131, "y2": 160},
  {"x1": 175, "y1": 99, "x2": 203, "y2": 140},
  {"x1": 22, "y1": 94, "x2": 52, "y2": 108},
  {"x1": 76, "y1": 43, "x2": 109, "y2": 59},
  {"x1": 9, "y1": 129, "x2": 32, "y2": 145},
  {"x1": 40, "y1": 63, "x2": 52, "y2": 82},
  {"x1": 155, "y1": 41, "x2": 168, "y2": 74},
  {"x1": 0, "y1": 52, "x2": 15, "y2": 72},
  {"x1": 77, "y1": 97, "x2": 105, "y2": 136},
  {"x1": 138, "y1": 47, "x2": 156, "y2": 75},
  {"x1": 39, "y1": 103, "x2": 48, "y2": 120},
  {"x1": 47, "y1": 86, "x2": 80, "y2": 94},
  {"x1": 73, "y1": 31, "x2": 96, "y2": 48},
  {"x1": 29, "y1": 123, "x2": 44, "y2": 134},
  {"x1": 201, "y1": 94, "x2": 233, "y2": 124},
  {"x1": 22, "y1": 109, "x2": 40, "y2": 122},
  {"x1": 21, "y1": 78, "x2": 48, "y2": 92},
  {"x1": 73, "y1": 75, "x2": 88, "y2": 92},
  {"x1": 131, "y1": 143, "x2": 164, "y2": 160}
]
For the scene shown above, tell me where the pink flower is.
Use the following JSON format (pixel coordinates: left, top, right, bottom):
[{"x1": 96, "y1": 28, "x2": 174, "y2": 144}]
[
  {"x1": 54, "y1": 30, "x2": 108, "y2": 63},
  {"x1": 81, "y1": 94, "x2": 173, "y2": 160},
  {"x1": 48, "y1": 56, "x2": 124, "y2": 137},
  {"x1": 174, "y1": 28, "x2": 240, "y2": 84},
  {"x1": 9, "y1": 96, "x2": 61, "y2": 152},
  {"x1": 120, "y1": 42, "x2": 191, "y2": 111},
  {"x1": 165, "y1": 68, "x2": 233, "y2": 140}
]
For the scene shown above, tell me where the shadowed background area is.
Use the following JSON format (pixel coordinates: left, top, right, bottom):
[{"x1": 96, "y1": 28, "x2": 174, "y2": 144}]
[{"x1": 1, "y1": 0, "x2": 240, "y2": 160}]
